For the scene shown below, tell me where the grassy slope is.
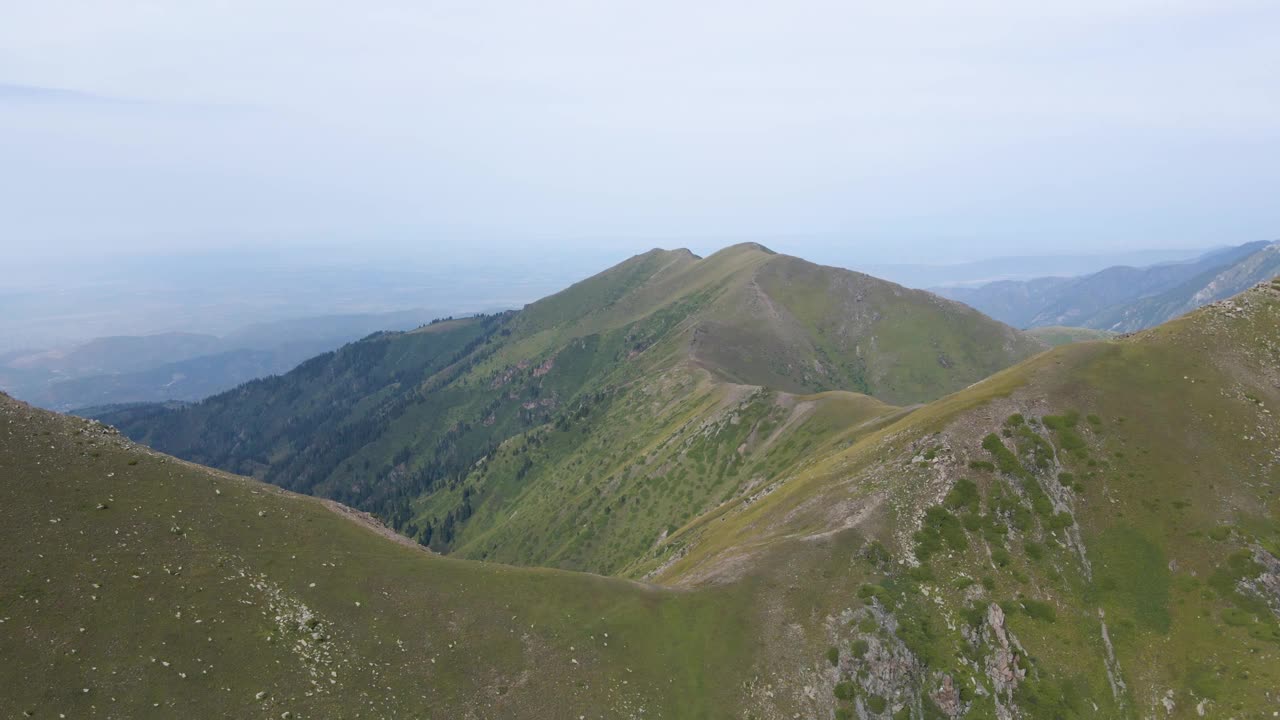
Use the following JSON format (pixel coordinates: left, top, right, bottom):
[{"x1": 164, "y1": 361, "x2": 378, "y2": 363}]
[
  {"x1": 0, "y1": 393, "x2": 766, "y2": 719},
  {"x1": 692, "y1": 249, "x2": 1046, "y2": 404},
  {"x1": 656, "y1": 280, "x2": 1280, "y2": 719},
  {"x1": 433, "y1": 369, "x2": 905, "y2": 575},
  {"x1": 103, "y1": 244, "x2": 1043, "y2": 576},
  {"x1": 1025, "y1": 326, "x2": 1117, "y2": 346},
  {"x1": 7, "y1": 278, "x2": 1280, "y2": 719}
]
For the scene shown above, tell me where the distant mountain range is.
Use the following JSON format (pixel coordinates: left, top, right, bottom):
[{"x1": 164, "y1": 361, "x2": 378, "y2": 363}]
[
  {"x1": 855, "y1": 246, "x2": 1211, "y2": 288},
  {"x1": 935, "y1": 240, "x2": 1280, "y2": 331},
  {"x1": 0, "y1": 309, "x2": 443, "y2": 411}
]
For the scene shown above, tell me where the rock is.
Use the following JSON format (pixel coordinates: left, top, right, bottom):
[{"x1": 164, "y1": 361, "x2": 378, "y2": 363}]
[
  {"x1": 930, "y1": 674, "x2": 963, "y2": 718},
  {"x1": 984, "y1": 602, "x2": 1025, "y2": 709},
  {"x1": 255, "y1": 691, "x2": 268, "y2": 701}
]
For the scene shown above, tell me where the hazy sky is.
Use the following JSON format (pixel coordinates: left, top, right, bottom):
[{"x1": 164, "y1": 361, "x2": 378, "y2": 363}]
[{"x1": 4, "y1": 0, "x2": 1279, "y2": 265}]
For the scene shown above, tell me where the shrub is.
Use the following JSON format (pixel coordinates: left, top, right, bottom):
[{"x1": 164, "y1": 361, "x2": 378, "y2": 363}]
[
  {"x1": 1042, "y1": 411, "x2": 1079, "y2": 430},
  {"x1": 858, "y1": 584, "x2": 891, "y2": 606},
  {"x1": 915, "y1": 506, "x2": 967, "y2": 560},
  {"x1": 862, "y1": 540, "x2": 891, "y2": 567},
  {"x1": 982, "y1": 434, "x2": 1025, "y2": 476},
  {"x1": 963, "y1": 604, "x2": 987, "y2": 627},
  {"x1": 1043, "y1": 411, "x2": 1087, "y2": 452},
  {"x1": 945, "y1": 478, "x2": 981, "y2": 513},
  {"x1": 827, "y1": 646, "x2": 840, "y2": 666},
  {"x1": 867, "y1": 694, "x2": 888, "y2": 713},
  {"x1": 1022, "y1": 599, "x2": 1057, "y2": 622},
  {"x1": 851, "y1": 639, "x2": 870, "y2": 658},
  {"x1": 834, "y1": 681, "x2": 856, "y2": 700},
  {"x1": 1049, "y1": 511, "x2": 1074, "y2": 531},
  {"x1": 1031, "y1": 494, "x2": 1054, "y2": 518},
  {"x1": 1024, "y1": 541, "x2": 1044, "y2": 561},
  {"x1": 969, "y1": 460, "x2": 996, "y2": 472}
]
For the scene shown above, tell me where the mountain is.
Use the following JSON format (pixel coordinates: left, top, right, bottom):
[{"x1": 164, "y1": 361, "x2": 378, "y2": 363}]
[
  {"x1": 97, "y1": 244, "x2": 1045, "y2": 574},
  {"x1": 641, "y1": 276, "x2": 1280, "y2": 718},
  {"x1": 0, "y1": 309, "x2": 442, "y2": 411},
  {"x1": 936, "y1": 240, "x2": 1277, "y2": 330},
  {"x1": 855, "y1": 247, "x2": 1210, "y2": 289},
  {"x1": 8, "y1": 272, "x2": 1280, "y2": 718},
  {"x1": 1087, "y1": 241, "x2": 1280, "y2": 332},
  {"x1": 0, "y1": 392, "x2": 756, "y2": 719}
]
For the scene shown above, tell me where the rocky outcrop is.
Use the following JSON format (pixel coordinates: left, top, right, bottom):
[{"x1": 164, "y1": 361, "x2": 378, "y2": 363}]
[{"x1": 983, "y1": 603, "x2": 1025, "y2": 720}]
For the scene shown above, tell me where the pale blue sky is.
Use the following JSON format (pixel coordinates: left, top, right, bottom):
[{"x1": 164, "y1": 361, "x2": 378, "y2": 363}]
[{"x1": 3, "y1": 0, "x2": 1279, "y2": 265}]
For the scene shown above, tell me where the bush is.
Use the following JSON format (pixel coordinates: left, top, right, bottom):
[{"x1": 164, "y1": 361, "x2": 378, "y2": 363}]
[
  {"x1": 1021, "y1": 599, "x2": 1057, "y2": 622},
  {"x1": 1049, "y1": 511, "x2": 1074, "y2": 531},
  {"x1": 1024, "y1": 541, "x2": 1044, "y2": 561},
  {"x1": 1042, "y1": 411, "x2": 1079, "y2": 430},
  {"x1": 851, "y1": 639, "x2": 870, "y2": 658},
  {"x1": 982, "y1": 434, "x2": 1025, "y2": 476},
  {"x1": 1031, "y1": 494, "x2": 1054, "y2": 517},
  {"x1": 858, "y1": 584, "x2": 891, "y2": 606},
  {"x1": 963, "y1": 604, "x2": 987, "y2": 627},
  {"x1": 834, "y1": 681, "x2": 857, "y2": 700},
  {"x1": 867, "y1": 694, "x2": 888, "y2": 713},
  {"x1": 945, "y1": 478, "x2": 981, "y2": 513},
  {"x1": 915, "y1": 506, "x2": 968, "y2": 560},
  {"x1": 827, "y1": 646, "x2": 840, "y2": 666}
]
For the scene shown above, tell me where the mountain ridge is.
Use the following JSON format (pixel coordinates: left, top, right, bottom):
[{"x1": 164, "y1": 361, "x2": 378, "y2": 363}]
[
  {"x1": 96, "y1": 244, "x2": 1045, "y2": 575},
  {"x1": 936, "y1": 240, "x2": 1278, "y2": 331},
  {"x1": 6, "y1": 272, "x2": 1280, "y2": 717}
]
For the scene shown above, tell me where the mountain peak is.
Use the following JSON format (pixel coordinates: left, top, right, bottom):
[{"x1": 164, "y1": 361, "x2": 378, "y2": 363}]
[{"x1": 712, "y1": 241, "x2": 777, "y2": 257}]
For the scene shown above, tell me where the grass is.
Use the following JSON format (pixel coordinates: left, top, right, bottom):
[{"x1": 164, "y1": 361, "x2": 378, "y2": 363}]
[
  {"x1": 11, "y1": 257, "x2": 1280, "y2": 718},
  {"x1": 0, "y1": 396, "x2": 759, "y2": 719}
]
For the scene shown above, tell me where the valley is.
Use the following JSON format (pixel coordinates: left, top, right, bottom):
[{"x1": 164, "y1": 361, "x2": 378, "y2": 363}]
[{"x1": 5, "y1": 247, "x2": 1279, "y2": 718}]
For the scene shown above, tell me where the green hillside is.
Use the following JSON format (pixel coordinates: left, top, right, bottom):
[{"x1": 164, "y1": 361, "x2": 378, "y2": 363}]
[
  {"x1": 0, "y1": 392, "x2": 761, "y2": 719},
  {"x1": 7, "y1": 277, "x2": 1280, "y2": 718},
  {"x1": 1025, "y1": 326, "x2": 1117, "y2": 346},
  {"x1": 99, "y1": 244, "x2": 1043, "y2": 573},
  {"x1": 656, "y1": 279, "x2": 1280, "y2": 718}
]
